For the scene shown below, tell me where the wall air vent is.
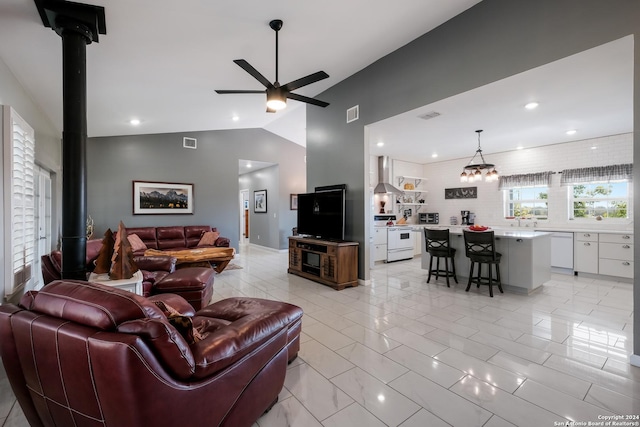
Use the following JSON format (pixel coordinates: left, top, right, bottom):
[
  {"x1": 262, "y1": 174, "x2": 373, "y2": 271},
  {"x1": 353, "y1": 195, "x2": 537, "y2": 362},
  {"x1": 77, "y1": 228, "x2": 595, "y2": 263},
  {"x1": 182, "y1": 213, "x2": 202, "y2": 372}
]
[
  {"x1": 183, "y1": 137, "x2": 197, "y2": 149},
  {"x1": 346, "y1": 105, "x2": 359, "y2": 123},
  {"x1": 418, "y1": 111, "x2": 441, "y2": 120}
]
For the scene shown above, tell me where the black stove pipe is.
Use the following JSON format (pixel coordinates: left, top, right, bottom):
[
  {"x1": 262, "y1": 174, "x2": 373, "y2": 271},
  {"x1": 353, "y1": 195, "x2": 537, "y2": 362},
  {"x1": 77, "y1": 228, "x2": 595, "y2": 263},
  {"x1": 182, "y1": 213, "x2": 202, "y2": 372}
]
[
  {"x1": 60, "y1": 18, "x2": 91, "y2": 279},
  {"x1": 33, "y1": 0, "x2": 107, "y2": 280}
]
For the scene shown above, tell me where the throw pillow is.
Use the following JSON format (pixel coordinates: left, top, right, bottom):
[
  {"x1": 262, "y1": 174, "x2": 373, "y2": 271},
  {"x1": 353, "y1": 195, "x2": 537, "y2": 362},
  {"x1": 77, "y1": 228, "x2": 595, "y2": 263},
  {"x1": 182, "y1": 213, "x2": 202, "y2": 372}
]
[
  {"x1": 197, "y1": 231, "x2": 220, "y2": 247},
  {"x1": 128, "y1": 233, "x2": 148, "y2": 252},
  {"x1": 154, "y1": 301, "x2": 205, "y2": 344}
]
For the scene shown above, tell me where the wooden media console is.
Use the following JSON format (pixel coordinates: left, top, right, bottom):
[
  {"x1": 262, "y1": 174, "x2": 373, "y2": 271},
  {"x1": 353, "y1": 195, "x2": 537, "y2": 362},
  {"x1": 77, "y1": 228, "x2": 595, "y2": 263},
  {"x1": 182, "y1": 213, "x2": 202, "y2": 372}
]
[{"x1": 288, "y1": 236, "x2": 358, "y2": 290}]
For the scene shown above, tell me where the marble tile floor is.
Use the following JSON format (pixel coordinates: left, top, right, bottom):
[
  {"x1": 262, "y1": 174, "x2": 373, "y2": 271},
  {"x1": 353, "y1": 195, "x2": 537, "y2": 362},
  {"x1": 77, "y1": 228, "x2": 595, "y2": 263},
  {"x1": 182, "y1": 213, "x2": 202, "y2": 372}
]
[{"x1": 0, "y1": 244, "x2": 638, "y2": 426}]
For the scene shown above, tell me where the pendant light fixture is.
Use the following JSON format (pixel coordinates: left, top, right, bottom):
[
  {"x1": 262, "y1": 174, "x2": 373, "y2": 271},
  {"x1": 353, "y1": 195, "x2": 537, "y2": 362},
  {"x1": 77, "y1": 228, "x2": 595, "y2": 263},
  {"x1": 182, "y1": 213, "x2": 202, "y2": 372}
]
[{"x1": 460, "y1": 130, "x2": 499, "y2": 183}]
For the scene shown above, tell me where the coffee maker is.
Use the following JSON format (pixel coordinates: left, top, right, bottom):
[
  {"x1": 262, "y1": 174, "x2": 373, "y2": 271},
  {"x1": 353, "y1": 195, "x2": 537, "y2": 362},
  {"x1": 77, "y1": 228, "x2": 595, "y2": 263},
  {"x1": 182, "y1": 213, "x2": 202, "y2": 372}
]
[{"x1": 461, "y1": 210, "x2": 470, "y2": 225}]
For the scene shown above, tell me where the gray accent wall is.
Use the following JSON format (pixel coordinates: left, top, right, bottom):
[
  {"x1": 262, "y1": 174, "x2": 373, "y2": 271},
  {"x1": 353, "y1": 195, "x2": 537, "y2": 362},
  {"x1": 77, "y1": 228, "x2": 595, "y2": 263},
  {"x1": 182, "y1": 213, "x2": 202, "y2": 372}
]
[
  {"x1": 87, "y1": 128, "x2": 305, "y2": 251},
  {"x1": 306, "y1": 0, "x2": 640, "y2": 354}
]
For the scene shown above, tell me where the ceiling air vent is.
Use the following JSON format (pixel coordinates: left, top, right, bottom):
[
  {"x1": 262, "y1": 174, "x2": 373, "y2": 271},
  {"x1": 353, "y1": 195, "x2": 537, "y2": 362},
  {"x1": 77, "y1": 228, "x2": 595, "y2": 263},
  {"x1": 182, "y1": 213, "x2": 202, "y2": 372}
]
[
  {"x1": 418, "y1": 111, "x2": 441, "y2": 120},
  {"x1": 183, "y1": 137, "x2": 197, "y2": 149},
  {"x1": 346, "y1": 105, "x2": 359, "y2": 123}
]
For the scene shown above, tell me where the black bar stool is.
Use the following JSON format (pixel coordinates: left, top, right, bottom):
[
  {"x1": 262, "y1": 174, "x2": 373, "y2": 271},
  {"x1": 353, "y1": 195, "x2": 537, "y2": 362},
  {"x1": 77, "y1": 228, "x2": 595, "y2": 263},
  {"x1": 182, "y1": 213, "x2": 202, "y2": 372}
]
[
  {"x1": 424, "y1": 228, "x2": 457, "y2": 287},
  {"x1": 463, "y1": 230, "x2": 503, "y2": 297}
]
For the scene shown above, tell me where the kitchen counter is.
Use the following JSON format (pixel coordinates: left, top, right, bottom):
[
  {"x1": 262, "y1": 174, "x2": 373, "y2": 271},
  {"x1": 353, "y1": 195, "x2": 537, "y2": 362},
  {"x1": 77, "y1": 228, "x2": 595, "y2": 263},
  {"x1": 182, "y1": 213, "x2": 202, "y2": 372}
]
[
  {"x1": 420, "y1": 226, "x2": 551, "y2": 294},
  {"x1": 435, "y1": 226, "x2": 550, "y2": 239},
  {"x1": 410, "y1": 223, "x2": 632, "y2": 235}
]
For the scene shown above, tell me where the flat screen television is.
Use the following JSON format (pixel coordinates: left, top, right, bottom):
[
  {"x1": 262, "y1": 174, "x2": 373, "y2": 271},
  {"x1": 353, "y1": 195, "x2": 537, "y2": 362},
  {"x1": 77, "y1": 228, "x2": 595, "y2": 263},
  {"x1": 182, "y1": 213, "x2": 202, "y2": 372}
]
[{"x1": 297, "y1": 189, "x2": 345, "y2": 241}]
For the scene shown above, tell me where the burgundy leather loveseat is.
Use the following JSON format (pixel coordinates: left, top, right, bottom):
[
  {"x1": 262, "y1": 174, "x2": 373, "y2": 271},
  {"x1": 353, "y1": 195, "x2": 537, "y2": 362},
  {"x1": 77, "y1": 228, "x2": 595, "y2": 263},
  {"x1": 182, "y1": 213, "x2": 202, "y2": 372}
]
[{"x1": 0, "y1": 280, "x2": 303, "y2": 427}]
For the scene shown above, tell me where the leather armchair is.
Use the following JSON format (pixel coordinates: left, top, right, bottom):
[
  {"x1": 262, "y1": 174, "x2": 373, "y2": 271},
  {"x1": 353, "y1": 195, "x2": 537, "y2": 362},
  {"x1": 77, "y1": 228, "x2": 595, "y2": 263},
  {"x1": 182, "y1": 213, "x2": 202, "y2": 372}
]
[
  {"x1": 0, "y1": 280, "x2": 299, "y2": 427},
  {"x1": 133, "y1": 255, "x2": 177, "y2": 296}
]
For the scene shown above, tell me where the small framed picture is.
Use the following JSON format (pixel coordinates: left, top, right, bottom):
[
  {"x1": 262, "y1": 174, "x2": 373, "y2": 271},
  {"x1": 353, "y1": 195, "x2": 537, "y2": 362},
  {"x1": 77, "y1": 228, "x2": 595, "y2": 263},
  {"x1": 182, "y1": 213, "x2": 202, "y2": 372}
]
[
  {"x1": 290, "y1": 194, "x2": 298, "y2": 210},
  {"x1": 254, "y1": 189, "x2": 267, "y2": 213}
]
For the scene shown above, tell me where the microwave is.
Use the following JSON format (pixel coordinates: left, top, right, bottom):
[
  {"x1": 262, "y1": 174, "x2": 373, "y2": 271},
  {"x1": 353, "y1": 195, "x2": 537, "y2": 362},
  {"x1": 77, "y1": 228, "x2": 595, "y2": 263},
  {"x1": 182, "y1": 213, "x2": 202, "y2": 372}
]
[{"x1": 419, "y1": 213, "x2": 439, "y2": 224}]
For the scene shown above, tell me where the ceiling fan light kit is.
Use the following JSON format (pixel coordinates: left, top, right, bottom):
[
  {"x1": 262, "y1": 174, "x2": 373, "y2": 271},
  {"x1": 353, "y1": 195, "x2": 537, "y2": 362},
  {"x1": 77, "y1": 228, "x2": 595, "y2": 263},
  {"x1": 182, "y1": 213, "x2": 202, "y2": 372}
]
[
  {"x1": 460, "y1": 130, "x2": 499, "y2": 183},
  {"x1": 215, "y1": 19, "x2": 329, "y2": 112},
  {"x1": 266, "y1": 86, "x2": 287, "y2": 111}
]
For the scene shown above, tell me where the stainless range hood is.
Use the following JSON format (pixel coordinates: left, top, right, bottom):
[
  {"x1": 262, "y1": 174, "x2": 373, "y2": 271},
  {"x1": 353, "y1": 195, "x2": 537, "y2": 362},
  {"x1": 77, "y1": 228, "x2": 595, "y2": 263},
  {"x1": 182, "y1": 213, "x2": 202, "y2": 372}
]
[{"x1": 373, "y1": 156, "x2": 403, "y2": 195}]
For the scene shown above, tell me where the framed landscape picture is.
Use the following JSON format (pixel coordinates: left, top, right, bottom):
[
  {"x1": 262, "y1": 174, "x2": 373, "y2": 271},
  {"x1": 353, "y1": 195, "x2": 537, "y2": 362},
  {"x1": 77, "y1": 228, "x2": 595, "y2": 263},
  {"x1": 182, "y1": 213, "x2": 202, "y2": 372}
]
[
  {"x1": 133, "y1": 181, "x2": 193, "y2": 214},
  {"x1": 254, "y1": 189, "x2": 267, "y2": 213}
]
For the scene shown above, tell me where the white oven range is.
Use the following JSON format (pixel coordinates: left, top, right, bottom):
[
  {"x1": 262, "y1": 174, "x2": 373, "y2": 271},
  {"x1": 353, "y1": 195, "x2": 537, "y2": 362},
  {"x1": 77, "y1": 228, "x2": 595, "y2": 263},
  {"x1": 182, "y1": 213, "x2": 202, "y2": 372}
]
[{"x1": 387, "y1": 226, "x2": 415, "y2": 262}]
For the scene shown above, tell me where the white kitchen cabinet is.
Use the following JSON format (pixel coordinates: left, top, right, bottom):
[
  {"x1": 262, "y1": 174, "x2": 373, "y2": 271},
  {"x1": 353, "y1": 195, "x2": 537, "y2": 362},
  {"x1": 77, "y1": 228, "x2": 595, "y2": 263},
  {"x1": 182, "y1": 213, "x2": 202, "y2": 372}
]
[
  {"x1": 599, "y1": 233, "x2": 633, "y2": 278},
  {"x1": 373, "y1": 228, "x2": 387, "y2": 262},
  {"x1": 573, "y1": 232, "x2": 633, "y2": 279},
  {"x1": 373, "y1": 228, "x2": 387, "y2": 244},
  {"x1": 574, "y1": 233, "x2": 598, "y2": 274},
  {"x1": 373, "y1": 244, "x2": 387, "y2": 262}
]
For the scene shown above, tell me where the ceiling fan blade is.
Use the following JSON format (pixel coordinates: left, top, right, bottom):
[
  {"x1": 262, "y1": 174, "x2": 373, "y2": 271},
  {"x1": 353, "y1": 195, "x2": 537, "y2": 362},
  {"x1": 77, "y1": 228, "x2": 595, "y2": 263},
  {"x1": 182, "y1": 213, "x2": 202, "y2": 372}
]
[
  {"x1": 282, "y1": 71, "x2": 329, "y2": 92},
  {"x1": 286, "y1": 92, "x2": 329, "y2": 108},
  {"x1": 233, "y1": 59, "x2": 273, "y2": 88},
  {"x1": 215, "y1": 90, "x2": 265, "y2": 94}
]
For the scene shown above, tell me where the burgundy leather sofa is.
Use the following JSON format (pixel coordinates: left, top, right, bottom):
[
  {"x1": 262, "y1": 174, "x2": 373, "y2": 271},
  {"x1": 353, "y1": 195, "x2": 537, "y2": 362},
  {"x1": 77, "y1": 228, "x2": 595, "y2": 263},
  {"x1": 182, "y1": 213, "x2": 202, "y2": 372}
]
[
  {"x1": 41, "y1": 240, "x2": 215, "y2": 310},
  {"x1": 0, "y1": 281, "x2": 303, "y2": 427},
  {"x1": 125, "y1": 225, "x2": 230, "y2": 254}
]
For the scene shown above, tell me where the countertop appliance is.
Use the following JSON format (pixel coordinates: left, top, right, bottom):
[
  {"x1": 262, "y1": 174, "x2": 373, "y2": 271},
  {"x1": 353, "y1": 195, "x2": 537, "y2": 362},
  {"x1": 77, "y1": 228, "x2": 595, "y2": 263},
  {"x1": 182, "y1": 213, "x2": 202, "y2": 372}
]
[
  {"x1": 468, "y1": 213, "x2": 476, "y2": 225},
  {"x1": 419, "y1": 212, "x2": 439, "y2": 224},
  {"x1": 461, "y1": 210, "x2": 470, "y2": 225}
]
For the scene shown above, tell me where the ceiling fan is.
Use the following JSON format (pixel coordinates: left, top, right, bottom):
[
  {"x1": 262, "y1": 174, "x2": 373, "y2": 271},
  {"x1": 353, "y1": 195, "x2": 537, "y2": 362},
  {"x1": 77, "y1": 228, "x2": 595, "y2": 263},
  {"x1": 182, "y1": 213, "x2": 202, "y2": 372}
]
[{"x1": 215, "y1": 19, "x2": 330, "y2": 112}]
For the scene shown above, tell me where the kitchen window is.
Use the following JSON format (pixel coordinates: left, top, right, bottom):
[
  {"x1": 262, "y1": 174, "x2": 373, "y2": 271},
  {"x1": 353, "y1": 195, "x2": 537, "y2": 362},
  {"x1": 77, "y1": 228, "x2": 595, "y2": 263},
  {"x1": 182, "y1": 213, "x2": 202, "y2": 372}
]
[
  {"x1": 499, "y1": 171, "x2": 552, "y2": 220},
  {"x1": 504, "y1": 186, "x2": 548, "y2": 219},
  {"x1": 570, "y1": 181, "x2": 629, "y2": 219},
  {"x1": 560, "y1": 164, "x2": 632, "y2": 220}
]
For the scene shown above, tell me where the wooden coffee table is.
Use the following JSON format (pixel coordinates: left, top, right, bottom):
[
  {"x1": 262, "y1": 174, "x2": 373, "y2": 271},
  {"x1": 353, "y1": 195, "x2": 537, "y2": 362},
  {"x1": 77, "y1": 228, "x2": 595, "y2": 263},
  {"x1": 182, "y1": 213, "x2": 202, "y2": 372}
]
[{"x1": 144, "y1": 247, "x2": 236, "y2": 273}]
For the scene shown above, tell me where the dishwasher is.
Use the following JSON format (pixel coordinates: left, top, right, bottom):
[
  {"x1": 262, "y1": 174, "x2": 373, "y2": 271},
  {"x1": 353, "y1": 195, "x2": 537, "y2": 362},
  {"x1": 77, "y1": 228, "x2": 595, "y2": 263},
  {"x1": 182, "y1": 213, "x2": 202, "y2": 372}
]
[{"x1": 550, "y1": 232, "x2": 574, "y2": 269}]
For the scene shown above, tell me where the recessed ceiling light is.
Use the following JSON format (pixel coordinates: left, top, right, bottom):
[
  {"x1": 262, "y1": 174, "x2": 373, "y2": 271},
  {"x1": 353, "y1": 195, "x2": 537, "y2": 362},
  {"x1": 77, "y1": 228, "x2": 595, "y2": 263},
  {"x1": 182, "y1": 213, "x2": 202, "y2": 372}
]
[
  {"x1": 376, "y1": 142, "x2": 384, "y2": 147},
  {"x1": 517, "y1": 146, "x2": 524, "y2": 150},
  {"x1": 246, "y1": 162, "x2": 252, "y2": 168},
  {"x1": 232, "y1": 115, "x2": 239, "y2": 121},
  {"x1": 591, "y1": 146, "x2": 597, "y2": 150},
  {"x1": 524, "y1": 102, "x2": 539, "y2": 110},
  {"x1": 431, "y1": 153, "x2": 438, "y2": 158},
  {"x1": 129, "y1": 119, "x2": 140, "y2": 125},
  {"x1": 566, "y1": 129, "x2": 577, "y2": 135}
]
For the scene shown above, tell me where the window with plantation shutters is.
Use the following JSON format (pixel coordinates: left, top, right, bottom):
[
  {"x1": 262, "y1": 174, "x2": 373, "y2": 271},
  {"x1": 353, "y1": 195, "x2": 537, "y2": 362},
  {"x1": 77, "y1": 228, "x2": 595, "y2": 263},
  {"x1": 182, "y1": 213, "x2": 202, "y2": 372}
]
[{"x1": 3, "y1": 106, "x2": 36, "y2": 297}]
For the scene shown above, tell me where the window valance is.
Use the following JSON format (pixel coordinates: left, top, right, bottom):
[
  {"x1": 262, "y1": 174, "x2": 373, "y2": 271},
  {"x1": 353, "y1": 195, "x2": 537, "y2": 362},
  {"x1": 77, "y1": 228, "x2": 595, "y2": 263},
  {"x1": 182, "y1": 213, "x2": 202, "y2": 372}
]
[
  {"x1": 560, "y1": 164, "x2": 633, "y2": 186},
  {"x1": 498, "y1": 171, "x2": 553, "y2": 190}
]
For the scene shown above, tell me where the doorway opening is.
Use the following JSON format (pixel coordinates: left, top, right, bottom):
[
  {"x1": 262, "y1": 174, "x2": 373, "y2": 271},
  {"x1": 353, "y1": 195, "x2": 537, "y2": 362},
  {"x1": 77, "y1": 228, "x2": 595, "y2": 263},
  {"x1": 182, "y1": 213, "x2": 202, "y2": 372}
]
[{"x1": 239, "y1": 189, "x2": 250, "y2": 247}]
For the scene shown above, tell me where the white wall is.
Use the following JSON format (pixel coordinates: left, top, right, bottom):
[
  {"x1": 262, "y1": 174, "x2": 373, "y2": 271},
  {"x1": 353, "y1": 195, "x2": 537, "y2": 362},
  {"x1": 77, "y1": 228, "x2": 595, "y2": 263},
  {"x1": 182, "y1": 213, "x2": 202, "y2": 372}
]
[{"x1": 408, "y1": 133, "x2": 633, "y2": 230}]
